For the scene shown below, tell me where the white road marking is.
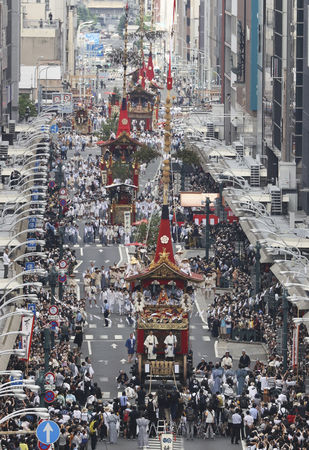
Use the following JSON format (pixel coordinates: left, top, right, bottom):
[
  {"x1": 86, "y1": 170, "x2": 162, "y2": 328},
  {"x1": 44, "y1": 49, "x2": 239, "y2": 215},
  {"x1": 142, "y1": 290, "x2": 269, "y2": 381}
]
[
  {"x1": 114, "y1": 335, "x2": 123, "y2": 340},
  {"x1": 105, "y1": 259, "x2": 110, "y2": 263},
  {"x1": 74, "y1": 260, "x2": 82, "y2": 273},
  {"x1": 202, "y1": 324, "x2": 209, "y2": 330},
  {"x1": 89, "y1": 324, "x2": 97, "y2": 329},
  {"x1": 87, "y1": 341, "x2": 92, "y2": 355},
  {"x1": 189, "y1": 336, "x2": 196, "y2": 340},
  {"x1": 214, "y1": 340, "x2": 219, "y2": 358},
  {"x1": 111, "y1": 343, "x2": 118, "y2": 349},
  {"x1": 190, "y1": 325, "x2": 196, "y2": 329},
  {"x1": 117, "y1": 324, "x2": 125, "y2": 328},
  {"x1": 202, "y1": 336, "x2": 210, "y2": 341},
  {"x1": 99, "y1": 377, "x2": 109, "y2": 382},
  {"x1": 100, "y1": 335, "x2": 108, "y2": 339},
  {"x1": 102, "y1": 392, "x2": 110, "y2": 399},
  {"x1": 120, "y1": 358, "x2": 127, "y2": 364},
  {"x1": 85, "y1": 334, "x2": 94, "y2": 340},
  {"x1": 80, "y1": 248, "x2": 84, "y2": 257},
  {"x1": 194, "y1": 288, "x2": 207, "y2": 325},
  {"x1": 117, "y1": 246, "x2": 123, "y2": 267},
  {"x1": 99, "y1": 249, "x2": 103, "y2": 253}
]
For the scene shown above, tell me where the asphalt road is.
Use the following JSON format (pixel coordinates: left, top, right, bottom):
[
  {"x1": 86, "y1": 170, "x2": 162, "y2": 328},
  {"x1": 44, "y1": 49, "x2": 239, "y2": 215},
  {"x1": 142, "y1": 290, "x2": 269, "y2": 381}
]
[{"x1": 66, "y1": 69, "x2": 243, "y2": 449}]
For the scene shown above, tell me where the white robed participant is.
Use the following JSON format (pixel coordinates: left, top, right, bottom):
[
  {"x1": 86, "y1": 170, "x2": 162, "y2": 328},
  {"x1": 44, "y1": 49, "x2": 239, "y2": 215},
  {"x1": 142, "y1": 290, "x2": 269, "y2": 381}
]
[
  {"x1": 136, "y1": 416, "x2": 150, "y2": 448},
  {"x1": 144, "y1": 330, "x2": 158, "y2": 360},
  {"x1": 164, "y1": 331, "x2": 177, "y2": 360}
]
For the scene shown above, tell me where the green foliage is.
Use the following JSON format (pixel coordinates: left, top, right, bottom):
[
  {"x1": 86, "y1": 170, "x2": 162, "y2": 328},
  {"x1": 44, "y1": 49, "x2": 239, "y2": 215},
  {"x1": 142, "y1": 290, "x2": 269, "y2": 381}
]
[
  {"x1": 146, "y1": 213, "x2": 161, "y2": 248},
  {"x1": 111, "y1": 161, "x2": 133, "y2": 182},
  {"x1": 134, "y1": 222, "x2": 147, "y2": 243},
  {"x1": 133, "y1": 212, "x2": 161, "y2": 248},
  {"x1": 174, "y1": 147, "x2": 200, "y2": 166},
  {"x1": 19, "y1": 94, "x2": 37, "y2": 120},
  {"x1": 77, "y1": 5, "x2": 97, "y2": 25},
  {"x1": 100, "y1": 114, "x2": 119, "y2": 141},
  {"x1": 118, "y1": 14, "x2": 126, "y2": 37},
  {"x1": 133, "y1": 145, "x2": 160, "y2": 165}
]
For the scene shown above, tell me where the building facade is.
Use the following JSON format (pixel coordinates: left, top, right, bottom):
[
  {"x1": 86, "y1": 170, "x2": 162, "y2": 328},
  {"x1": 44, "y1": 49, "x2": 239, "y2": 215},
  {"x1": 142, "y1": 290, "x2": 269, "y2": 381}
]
[{"x1": 0, "y1": 0, "x2": 20, "y2": 125}]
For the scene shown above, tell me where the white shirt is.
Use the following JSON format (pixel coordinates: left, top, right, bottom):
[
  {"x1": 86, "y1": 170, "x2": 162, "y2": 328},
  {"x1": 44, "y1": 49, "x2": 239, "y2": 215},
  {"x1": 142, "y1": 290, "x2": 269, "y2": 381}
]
[{"x1": 3, "y1": 252, "x2": 10, "y2": 265}]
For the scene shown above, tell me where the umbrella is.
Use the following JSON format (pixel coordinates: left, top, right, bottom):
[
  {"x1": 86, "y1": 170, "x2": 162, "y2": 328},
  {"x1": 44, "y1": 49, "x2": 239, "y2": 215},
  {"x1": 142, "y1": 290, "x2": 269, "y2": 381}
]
[
  {"x1": 125, "y1": 242, "x2": 146, "y2": 247},
  {"x1": 132, "y1": 219, "x2": 148, "y2": 225}
]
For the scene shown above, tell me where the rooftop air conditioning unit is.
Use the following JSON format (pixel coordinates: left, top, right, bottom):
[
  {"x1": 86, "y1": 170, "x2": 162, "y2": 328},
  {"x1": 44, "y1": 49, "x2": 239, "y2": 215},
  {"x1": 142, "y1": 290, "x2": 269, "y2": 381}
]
[
  {"x1": 8, "y1": 120, "x2": 15, "y2": 134},
  {"x1": 0, "y1": 141, "x2": 9, "y2": 161},
  {"x1": 232, "y1": 141, "x2": 244, "y2": 158},
  {"x1": 270, "y1": 186, "x2": 282, "y2": 215},
  {"x1": 250, "y1": 164, "x2": 260, "y2": 187},
  {"x1": 206, "y1": 122, "x2": 214, "y2": 138}
]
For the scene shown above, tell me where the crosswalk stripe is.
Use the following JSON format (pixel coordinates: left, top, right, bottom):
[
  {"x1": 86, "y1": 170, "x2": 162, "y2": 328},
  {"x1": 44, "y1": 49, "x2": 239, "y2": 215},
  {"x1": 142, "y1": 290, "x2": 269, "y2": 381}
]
[
  {"x1": 100, "y1": 335, "x2": 108, "y2": 339},
  {"x1": 190, "y1": 325, "x2": 196, "y2": 329},
  {"x1": 89, "y1": 324, "x2": 97, "y2": 329},
  {"x1": 202, "y1": 336, "x2": 210, "y2": 341},
  {"x1": 101, "y1": 392, "x2": 110, "y2": 399},
  {"x1": 202, "y1": 325, "x2": 209, "y2": 330},
  {"x1": 148, "y1": 438, "x2": 184, "y2": 449},
  {"x1": 189, "y1": 336, "x2": 195, "y2": 340},
  {"x1": 114, "y1": 335, "x2": 123, "y2": 340},
  {"x1": 117, "y1": 324, "x2": 125, "y2": 328},
  {"x1": 85, "y1": 334, "x2": 94, "y2": 340},
  {"x1": 99, "y1": 377, "x2": 109, "y2": 382}
]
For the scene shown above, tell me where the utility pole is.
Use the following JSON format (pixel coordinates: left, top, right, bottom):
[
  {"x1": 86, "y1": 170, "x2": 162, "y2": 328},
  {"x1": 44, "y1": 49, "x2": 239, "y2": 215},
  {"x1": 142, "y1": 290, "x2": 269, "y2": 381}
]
[
  {"x1": 205, "y1": 197, "x2": 210, "y2": 262},
  {"x1": 255, "y1": 241, "x2": 261, "y2": 294},
  {"x1": 282, "y1": 288, "x2": 288, "y2": 371}
]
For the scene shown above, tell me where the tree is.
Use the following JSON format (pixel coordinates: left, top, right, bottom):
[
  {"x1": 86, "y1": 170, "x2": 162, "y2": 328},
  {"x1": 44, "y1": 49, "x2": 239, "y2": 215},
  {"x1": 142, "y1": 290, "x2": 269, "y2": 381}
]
[
  {"x1": 174, "y1": 147, "x2": 200, "y2": 166},
  {"x1": 99, "y1": 114, "x2": 119, "y2": 141},
  {"x1": 112, "y1": 162, "x2": 133, "y2": 182},
  {"x1": 19, "y1": 94, "x2": 37, "y2": 120},
  {"x1": 133, "y1": 145, "x2": 161, "y2": 165},
  {"x1": 118, "y1": 14, "x2": 126, "y2": 37}
]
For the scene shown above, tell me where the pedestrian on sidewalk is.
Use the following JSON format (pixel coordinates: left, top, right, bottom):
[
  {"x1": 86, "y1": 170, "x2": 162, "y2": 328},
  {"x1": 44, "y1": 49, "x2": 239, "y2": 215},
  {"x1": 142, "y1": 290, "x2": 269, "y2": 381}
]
[
  {"x1": 2, "y1": 248, "x2": 10, "y2": 278},
  {"x1": 125, "y1": 332, "x2": 136, "y2": 363}
]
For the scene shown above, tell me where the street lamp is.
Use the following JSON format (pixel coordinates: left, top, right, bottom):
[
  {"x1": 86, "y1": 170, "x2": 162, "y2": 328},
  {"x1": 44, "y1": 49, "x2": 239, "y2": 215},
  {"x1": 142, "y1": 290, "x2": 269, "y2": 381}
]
[
  {"x1": 202, "y1": 197, "x2": 211, "y2": 262},
  {"x1": 0, "y1": 283, "x2": 42, "y2": 304},
  {"x1": 255, "y1": 241, "x2": 261, "y2": 294},
  {"x1": 7, "y1": 239, "x2": 45, "y2": 259},
  {"x1": 12, "y1": 252, "x2": 47, "y2": 263},
  {"x1": 0, "y1": 310, "x2": 33, "y2": 321},
  {"x1": 0, "y1": 269, "x2": 45, "y2": 296},
  {"x1": 3, "y1": 201, "x2": 47, "y2": 222},
  {"x1": 0, "y1": 294, "x2": 38, "y2": 312},
  {"x1": 0, "y1": 408, "x2": 49, "y2": 425},
  {"x1": 8, "y1": 213, "x2": 44, "y2": 231},
  {"x1": 0, "y1": 349, "x2": 25, "y2": 357},
  {"x1": 6, "y1": 228, "x2": 44, "y2": 247}
]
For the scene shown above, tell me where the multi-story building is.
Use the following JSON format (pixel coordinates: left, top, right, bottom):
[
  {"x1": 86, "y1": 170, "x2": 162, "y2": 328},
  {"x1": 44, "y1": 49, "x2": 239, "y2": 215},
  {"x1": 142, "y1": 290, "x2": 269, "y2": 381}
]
[
  {"x1": 21, "y1": 0, "x2": 77, "y2": 77},
  {"x1": 0, "y1": 0, "x2": 21, "y2": 124},
  {"x1": 199, "y1": 0, "x2": 222, "y2": 91},
  {"x1": 258, "y1": 1, "x2": 300, "y2": 212},
  {"x1": 85, "y1": 0, "x2": 125, "y2": 28},
  {"x1": 222, "y1": 0, "x2": 258, "y2": 149}
]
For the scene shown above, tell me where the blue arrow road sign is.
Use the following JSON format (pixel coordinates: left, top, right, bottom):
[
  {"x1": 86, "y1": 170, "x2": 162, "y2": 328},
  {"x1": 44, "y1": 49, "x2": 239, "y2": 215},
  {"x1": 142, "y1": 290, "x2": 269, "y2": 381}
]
[
  {"x1": 28, "y1": 217, "x2": 37, "y2": 229},
  {"x1": 27, "y1": 238, "x2": 36, "y2": 249},
  {"x1": 27, "y1": 303, "x2": 36, "y2": 318},
  {"x1": 10, "y1": 375, "x2": 23, "y2": 386},
  {"x1": 36, "y1": 420, "x2": 60, "y2": 445},
  {"x1": 25, "y1": 262, "x2": 35, "y2": 271},
  {"x1": 50, "y1": 124, "x2": 59, "y2": 134}
]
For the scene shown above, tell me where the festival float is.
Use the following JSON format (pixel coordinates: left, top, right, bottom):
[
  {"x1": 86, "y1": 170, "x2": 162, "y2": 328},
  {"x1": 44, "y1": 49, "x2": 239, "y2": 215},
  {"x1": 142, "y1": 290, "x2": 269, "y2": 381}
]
[
  {"x1": 126, "y1": 62, "x2": 204, "y2": 387},
  {"x1": 99, "y1": 3, "x2": 143, "y2": 226}
]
